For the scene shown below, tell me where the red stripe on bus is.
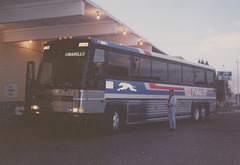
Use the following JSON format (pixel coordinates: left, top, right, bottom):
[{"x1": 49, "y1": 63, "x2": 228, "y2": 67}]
[
  {"x1": 149, "y1": 83, "x2": 184, "y2": 91},
  {"x1": 207, "y1": 90, "x2": 215, "y2": 93}
]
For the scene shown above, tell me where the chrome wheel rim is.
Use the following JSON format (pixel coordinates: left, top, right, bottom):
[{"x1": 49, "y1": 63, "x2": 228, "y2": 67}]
[
  {"x1": 194, "y1": 108, "x2": 200, "y2": 120},
  {"x1": 112, "y1": 112, "x2": 120, "y2": 130},
  {"x1": 201, "y1": 108, "x2": 206, "y2": 120}
]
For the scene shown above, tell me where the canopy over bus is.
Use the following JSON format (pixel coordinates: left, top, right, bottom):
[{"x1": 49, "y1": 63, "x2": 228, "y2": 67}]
[{"x1": 0, "y1": 0, "x2": 166, "y2": 54}]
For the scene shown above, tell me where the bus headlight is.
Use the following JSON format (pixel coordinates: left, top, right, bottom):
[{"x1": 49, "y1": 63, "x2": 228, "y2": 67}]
[
  {"x1": 79, "y1": 108, "x2": 84, "y2": 113},
  {"x1": 31, "y1": 105, "x2": 39, "y2": 110},
  {"x1": 73, "y1": 108, "x2": 78, "y2": 113}
]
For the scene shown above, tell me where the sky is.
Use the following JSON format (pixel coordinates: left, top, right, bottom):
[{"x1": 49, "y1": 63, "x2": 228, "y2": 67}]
[{"x1": 93, "y1": 0, "x2": 240, "y2": 93}]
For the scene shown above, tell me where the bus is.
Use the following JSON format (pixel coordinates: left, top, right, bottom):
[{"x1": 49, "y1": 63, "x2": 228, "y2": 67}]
[{"x1": 25, "y1": 37, "x2": 216, "y2": 133}]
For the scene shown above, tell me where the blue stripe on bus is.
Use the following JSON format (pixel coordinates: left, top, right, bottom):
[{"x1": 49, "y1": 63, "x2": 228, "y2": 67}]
[
  {"x1": 108, "y1": 42, "x2": 140, "y2": 54},
  {"x1": 105, "y1": 80, "x2": 185, "y2": 96},
  {"x1": 207, "y1": 93, "x2": 216, "y2": 97}
]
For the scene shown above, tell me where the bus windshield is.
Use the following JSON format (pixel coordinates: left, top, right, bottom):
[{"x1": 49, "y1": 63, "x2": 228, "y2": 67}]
[{"x1": 37, "y1": 40, "x2": 90, "y2": 88}]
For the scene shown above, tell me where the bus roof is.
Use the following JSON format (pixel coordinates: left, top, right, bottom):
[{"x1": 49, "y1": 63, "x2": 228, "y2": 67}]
[{"x1": 73, "y1": 37, "x2": 215, "y2": 71}]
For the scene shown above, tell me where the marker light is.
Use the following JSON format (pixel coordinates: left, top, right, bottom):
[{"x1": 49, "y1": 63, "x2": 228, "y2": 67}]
[
  {"x1": 97, "y1": 40, "x2": 108, "y2": 46},
  {"x1": 59, "y1": 37, "x2": 62, "y2": 40},
  {"x1": 31, "y1": 105, "x2": 39, "y2": 110}
]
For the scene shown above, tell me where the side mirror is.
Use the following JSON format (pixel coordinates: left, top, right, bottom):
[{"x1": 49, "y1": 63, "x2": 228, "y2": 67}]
[
  {"x1": 25, "y1": 61, "x2": 36, "y2": 111},
  {"x1": 26, "y1": 61, "x2": 35, "y2": 86}
]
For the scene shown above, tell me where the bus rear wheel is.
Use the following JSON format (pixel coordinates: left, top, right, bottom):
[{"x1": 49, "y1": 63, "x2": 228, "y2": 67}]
[
  {"x1": 192, "y1": 106, "x2": 200, "y2": 121},
  {"x1": 200, "y1": 106, "x2": 209, "y2": 121}
]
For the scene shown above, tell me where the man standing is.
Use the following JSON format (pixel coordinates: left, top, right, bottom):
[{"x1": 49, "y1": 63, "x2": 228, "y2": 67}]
[{"x1": 166, "y1": 89, "x2": 177, "y2": 130}]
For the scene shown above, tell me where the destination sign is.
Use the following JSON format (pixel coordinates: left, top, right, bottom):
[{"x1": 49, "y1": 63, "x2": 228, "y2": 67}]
[{"x1": 64, "y1": 52, "x2": 86, "y2": 57}]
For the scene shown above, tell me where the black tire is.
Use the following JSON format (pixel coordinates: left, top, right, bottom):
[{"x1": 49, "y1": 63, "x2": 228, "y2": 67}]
[
  {"x1": 105, "y1": 109, "x2": 120, "y2": 134},
  {"x1": 200, "y1": 105, "x2": 209, "y2": 121},
  {"x1": 192, "y1": 104, "x2": 200, "y2": 121}
]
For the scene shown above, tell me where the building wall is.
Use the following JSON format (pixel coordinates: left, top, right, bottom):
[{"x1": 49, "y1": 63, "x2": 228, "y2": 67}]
[{"x1": 0, "y1": 33, "x2": 42, "y2": 115}]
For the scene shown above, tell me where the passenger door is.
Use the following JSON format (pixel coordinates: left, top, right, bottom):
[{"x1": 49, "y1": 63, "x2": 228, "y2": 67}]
[{"x1": 85, "y1": 49, "x2": 105, "y2": 113}]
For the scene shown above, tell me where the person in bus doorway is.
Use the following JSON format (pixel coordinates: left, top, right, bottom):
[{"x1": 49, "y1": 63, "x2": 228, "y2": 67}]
[
  {"x1": 14, "y1": 101, "x2": 25, "y2": 126},
  {"x1": 166, "y1": 89, "x2": 177, "y2": 131}
]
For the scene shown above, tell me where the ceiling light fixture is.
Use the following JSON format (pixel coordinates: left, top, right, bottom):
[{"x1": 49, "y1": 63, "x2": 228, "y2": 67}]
[
  {"x1": 96, "y1": 11, "x2": 100, "y2": 20},
  {"x1": 139, "y1": 40, "x2": 143, "y2": 46},
  {"x1": 123, "y1": 28, "x2": 126, "y2": 35}
]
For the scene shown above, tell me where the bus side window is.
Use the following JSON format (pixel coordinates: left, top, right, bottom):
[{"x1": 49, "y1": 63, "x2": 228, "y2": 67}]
[
  {"x1": 139, "y1": 58, "x2": 151, "y2": 80},
  {"x1": 183, "y1": 66, "x2": 194, "y2": 85},
  {"x1": 152, "y1": 60, "x2": 167, "y2": 82},
  {"x1": 206, "y1": 70, "x2": 214, "y2": 87},
  {"x1": 133, "y1": 57, "x2": 139, "y2": 79},
  {"x1": 195, "y1": 68, "x2": 205, "y2": 85},
  {"x1": 169, "y1": 63, "x2": 182, "y2": 84},
  {"x1": 107, "y1": 51, "x2": 131, "y2": 79},
  {"x1": 87, "y1": 49, "x2": 105, "y2": 89}
]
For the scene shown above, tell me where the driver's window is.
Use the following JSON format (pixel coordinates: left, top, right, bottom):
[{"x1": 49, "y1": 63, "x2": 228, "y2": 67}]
[
  {"x1": 93, "y1": 49, "x2": 105, "y2": 63},
  {"x1": 87, "y1": 49, "x2": 105, "y2": 89}
]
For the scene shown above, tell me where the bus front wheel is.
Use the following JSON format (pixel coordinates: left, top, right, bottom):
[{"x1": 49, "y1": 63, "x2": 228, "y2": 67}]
[{"x1": 105, "y1": 110, "x2": 120, "y2": 134}]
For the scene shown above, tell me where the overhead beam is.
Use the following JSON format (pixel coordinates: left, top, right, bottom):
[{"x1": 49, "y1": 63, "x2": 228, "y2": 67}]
[
  {"x1": 3, "y1": 21, "x2": 117, "y2": 42},
  {"x1": 140, "y1": 43, "x2": 152, "y2": 52},
  {"x1": 0, "y1": 0, "x2": 85, "y2": 24}
]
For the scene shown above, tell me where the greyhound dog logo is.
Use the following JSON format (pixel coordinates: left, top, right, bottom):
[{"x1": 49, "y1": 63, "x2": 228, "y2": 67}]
[{"x1": 117, "y1": 82, "x2": 137, "y2": 92}]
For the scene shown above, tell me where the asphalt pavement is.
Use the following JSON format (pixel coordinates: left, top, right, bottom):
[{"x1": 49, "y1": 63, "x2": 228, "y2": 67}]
[{"x1": 1, "y1": 111, "x2": 240, "y2": 165}]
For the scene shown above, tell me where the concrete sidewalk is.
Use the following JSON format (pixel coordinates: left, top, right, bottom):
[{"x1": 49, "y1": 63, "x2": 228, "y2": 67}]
[{"x1": 228, "y1": 105, "x2": 240, "y2": 112}]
